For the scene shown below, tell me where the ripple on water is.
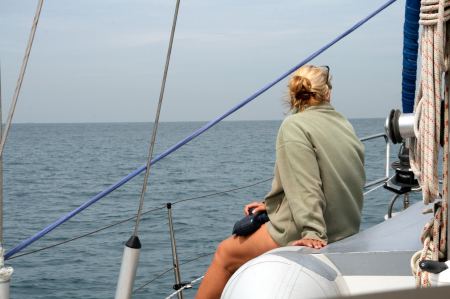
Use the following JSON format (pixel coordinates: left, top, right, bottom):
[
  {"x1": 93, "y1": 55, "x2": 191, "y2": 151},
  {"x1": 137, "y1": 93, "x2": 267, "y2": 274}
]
[{"x1": 4, "y1": 120, "x2": 397, "y2": 298}]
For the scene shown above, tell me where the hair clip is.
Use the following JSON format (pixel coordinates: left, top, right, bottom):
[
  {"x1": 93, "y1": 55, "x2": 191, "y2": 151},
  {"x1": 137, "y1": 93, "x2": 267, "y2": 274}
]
[{"x1": 295, "y1": 91, "x2": 315, "y2": 100}]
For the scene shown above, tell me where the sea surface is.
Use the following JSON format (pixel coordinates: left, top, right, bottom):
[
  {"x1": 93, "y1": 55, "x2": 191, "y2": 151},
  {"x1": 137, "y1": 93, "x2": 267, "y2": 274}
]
[{"x1": 2, "y1": 119, "x2": 419, "y2": 299}]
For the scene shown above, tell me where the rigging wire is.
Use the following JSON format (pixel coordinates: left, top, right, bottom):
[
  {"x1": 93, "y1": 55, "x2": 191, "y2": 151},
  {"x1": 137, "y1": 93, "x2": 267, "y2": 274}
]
[
  {"x1": 132, "y1": 0, "x2": 181, "y2": 237},
  {"x1": 165, "y1": 275, "x2": 204, "y2": 299},
  {"x1": 363, "y1": 175, "x2": 395, "y2": 196},
  {"x1": 7, "y1": 177, "x2": 272, "y2": 260},
  {"x1": 134, "y1": 267, "x2": 174, "y2": 293},
  {"x1": 4, "y1": 0, "x2": 399, "y2": 260},
  {"x1": 8, "y1": 170, "x2": 392, "y2": 261},
  {"x1": 5, "y1": 132, "x2": 386, "y2": 260},
  {"x1": 171, "y1": 177, "x2": 272, "y2": 205},
  {"x1": 0, "y1": 0, "x2": 44, "y2": 159},
  {"x1": 0, "y1": 64, "x2": 3, "y2": 246},
  {"x1": 7, "y1": 207, "x2": 165, "y2": 260},
  {"x1": 132, "y1": 174, "x2": 395, "y2": 294},
  {"x1": 134, "y1": 252, "x2": 213, "y2": 293}
]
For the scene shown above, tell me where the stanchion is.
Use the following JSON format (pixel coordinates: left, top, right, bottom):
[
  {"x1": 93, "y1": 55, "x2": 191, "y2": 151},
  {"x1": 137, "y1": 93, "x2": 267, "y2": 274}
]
[{"x1": 167, "y1": 203, "x2": 183, "y2": 299}]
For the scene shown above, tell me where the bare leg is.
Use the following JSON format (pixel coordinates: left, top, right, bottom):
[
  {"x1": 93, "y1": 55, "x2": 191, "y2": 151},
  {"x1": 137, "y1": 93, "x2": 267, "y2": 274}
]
[{"x1": 195, "y1": 224, "x2": 279, "y2": 299}]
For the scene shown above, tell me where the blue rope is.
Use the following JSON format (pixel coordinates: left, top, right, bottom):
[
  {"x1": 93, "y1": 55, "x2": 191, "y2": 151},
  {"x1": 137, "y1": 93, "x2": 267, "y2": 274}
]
[
  {"x1": 5, "y1": 0, "x2": 398, "y2": 260},
  {"x1": 401, "y1": 0, "x2": 420, "y2": 113}
]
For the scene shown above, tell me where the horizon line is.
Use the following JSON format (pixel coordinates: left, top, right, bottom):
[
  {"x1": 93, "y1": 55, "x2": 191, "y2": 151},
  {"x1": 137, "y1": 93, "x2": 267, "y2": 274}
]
[{"x1": 9, "y1": 116, "x2": 386, "y2": 125}]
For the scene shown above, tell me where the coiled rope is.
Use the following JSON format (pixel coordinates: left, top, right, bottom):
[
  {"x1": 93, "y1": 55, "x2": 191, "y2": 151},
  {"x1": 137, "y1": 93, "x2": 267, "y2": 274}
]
[{"x1": 410, "y1": 0, "x2": 450, "y2": 287}]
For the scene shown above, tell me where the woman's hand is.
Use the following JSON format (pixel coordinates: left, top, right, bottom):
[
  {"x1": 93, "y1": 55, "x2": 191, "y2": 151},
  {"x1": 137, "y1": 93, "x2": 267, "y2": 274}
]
[
  {"x1": 291, "y1": 238, "x2": 327, "y2": 249},
  {"x1": 244, "y1": 201, "x2": 266, "y2": 216}
]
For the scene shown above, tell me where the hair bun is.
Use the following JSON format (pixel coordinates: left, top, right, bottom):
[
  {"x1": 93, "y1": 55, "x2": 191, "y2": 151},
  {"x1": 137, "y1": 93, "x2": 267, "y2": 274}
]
[
  {"x1": 289, "y1": 75, "x2": 313, "y2": 100},
  {"x1": 287, "y1": 65, "x2": 330, "y2": 112},
  {"x1": 290, "y1": 75, "x2": 312, "y2": 93}
]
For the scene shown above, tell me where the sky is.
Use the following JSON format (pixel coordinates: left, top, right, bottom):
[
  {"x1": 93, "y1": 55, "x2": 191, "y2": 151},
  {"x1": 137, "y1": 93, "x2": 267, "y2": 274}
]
[{"x1": 0, "y1": 0, "x2": 406, "y2": 123}]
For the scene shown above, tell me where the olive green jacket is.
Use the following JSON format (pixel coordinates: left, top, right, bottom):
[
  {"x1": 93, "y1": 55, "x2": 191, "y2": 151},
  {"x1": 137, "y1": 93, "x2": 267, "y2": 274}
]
[{"x1": 265, "y1": 103, "x2": 365, "y2": 246}]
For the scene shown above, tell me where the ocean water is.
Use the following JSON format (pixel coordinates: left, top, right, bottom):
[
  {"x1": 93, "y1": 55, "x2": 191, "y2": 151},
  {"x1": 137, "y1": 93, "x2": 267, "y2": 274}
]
[{"x1": 2, "y1": 119, "x2": 418, "y2": 298}]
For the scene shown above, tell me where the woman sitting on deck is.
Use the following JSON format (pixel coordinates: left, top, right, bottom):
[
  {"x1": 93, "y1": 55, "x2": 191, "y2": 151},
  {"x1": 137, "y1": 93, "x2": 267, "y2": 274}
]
[{"x1": 195, "y1": 65, "x2": 365, "y2": 299}]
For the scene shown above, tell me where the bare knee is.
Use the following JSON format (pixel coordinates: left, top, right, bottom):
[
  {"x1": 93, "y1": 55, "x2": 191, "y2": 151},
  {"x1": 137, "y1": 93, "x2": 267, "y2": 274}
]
[{"x1": 214, "y1": 238, "x2": 241, "y2": 274}]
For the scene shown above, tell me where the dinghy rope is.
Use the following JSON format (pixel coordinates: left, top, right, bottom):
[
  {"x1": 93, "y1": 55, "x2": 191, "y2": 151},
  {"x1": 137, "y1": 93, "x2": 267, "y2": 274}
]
[{"x1": 410, "y1": 0, "x2": 450, "y2": 287}]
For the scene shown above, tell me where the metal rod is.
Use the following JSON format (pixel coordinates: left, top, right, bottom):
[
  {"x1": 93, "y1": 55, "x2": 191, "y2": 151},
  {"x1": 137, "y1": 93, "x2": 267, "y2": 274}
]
[
  {"x1": 0, "y1": 63, "x2": 12, "y2": 299},
  {"x1": 167, "y1": 203, "x2": 183, "y2": 299},
  {"x1": 446, "y1": 21, "x2": 450, "y2": 261},
  {"x1": 0, "y1": 0, "x2": 44, "y2": 160},
  {"x1": 132, "y1": 0, "x2": 181, "y2": 237},
  {"x1": 364, "y1": 177, "x2": 389, "y2": 189},
  {"x1": 0, "y1": 64, "x2": 3, "y2": 246},
  {"x1": 116, "y1": 1, "x2": 181, "y2": 296},
  {"x1": 359, "y1": 132, "x2": 390, "y2": 189},
  {"x1": 363, "y1": 182, "x2": 386, "y2": 196},
  {"x1": 385, "y1": 139, "x2": 390, "y2": 179},
  {"x1": 403, "y1": 193, "x2": 410, "y2": 210},
  {"x1": 359, "y1": 132, "x2": 387, "y2": 142}
]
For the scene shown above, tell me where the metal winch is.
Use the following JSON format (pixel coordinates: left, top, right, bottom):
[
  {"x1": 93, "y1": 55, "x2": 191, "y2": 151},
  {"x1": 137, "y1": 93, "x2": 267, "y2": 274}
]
[
  {"x1": 384, "y1": 109, "x2": 415, "y2": 144},
  {"x1": 384, "y1": 109, "x2": 421, "y2": 218},
  {"x1": 384, "y1": 144, "x2": 419, "y2": 195}
]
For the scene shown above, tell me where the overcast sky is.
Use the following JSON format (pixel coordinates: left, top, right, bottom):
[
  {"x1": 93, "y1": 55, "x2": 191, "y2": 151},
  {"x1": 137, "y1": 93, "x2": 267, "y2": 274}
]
[{"x1": 0, "y1": 0, "x2": 405, "y2": 123}]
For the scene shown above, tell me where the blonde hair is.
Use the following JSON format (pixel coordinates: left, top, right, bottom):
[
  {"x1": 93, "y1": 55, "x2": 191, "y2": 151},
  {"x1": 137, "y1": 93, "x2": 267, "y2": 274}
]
[{"x1": 287, "y1": 65, "x2": 332, "y2": 112}]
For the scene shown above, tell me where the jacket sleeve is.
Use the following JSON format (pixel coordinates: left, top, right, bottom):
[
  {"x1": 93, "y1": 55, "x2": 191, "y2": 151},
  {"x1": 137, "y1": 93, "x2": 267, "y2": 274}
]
[{"x1": 276, "y1": 131, "x2": 327, "y2": 242}]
